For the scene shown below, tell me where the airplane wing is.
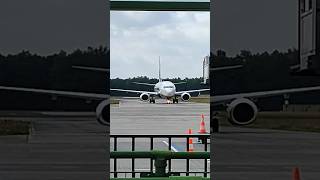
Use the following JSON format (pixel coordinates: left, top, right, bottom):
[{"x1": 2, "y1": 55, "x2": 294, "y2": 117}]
[
  {"x1": 213, "y1": 86, "x2": 320, "y2": 105},
  {"x1": 132, "y1": 82, "x2": 156, "y2": 86},
  {"x1": 111, "y1": 89, "x2": 158, "y2": 95},
  {"x1": 133, "y1": 82, "x2": 187, "y2": 86},
  {"x1": 175, "y1": 89, "x2": 210, "y2": 95},
  {"x1": 173, "y1": 82, "x2": 187, "y2": 85},
  {"x1": 211, "y1": 65, "x2": 243, "y2": 72},
  {"x1": 72, "y1": 66, "x2": 109, "y2": 72},
  {"x1": 0, "y1": 86, "x2": 108, "y2": 100}
]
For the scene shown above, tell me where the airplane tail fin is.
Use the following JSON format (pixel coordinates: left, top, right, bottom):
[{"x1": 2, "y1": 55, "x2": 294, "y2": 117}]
[{"x1": 158, "y1": 56, "x2": 162, "y2": 82}]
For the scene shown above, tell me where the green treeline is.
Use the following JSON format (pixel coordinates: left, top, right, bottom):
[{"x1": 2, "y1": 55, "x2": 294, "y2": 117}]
[
  {"x1": 0, "y1": 47, "x2": 108, "y2": 110},
  {"x1": 0, "y1": 46, "x2": 108, "y2": 92},
  {"x1": 211, "y1": 49, "x2": 310, "y2": 94}
]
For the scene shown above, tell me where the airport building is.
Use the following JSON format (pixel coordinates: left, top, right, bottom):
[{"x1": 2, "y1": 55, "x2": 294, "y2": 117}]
[{"x1": 292, "y1": 0, "x2": 320, "y2": 75}]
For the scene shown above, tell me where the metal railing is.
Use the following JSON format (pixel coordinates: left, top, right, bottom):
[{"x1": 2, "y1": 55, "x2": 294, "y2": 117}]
[{"x1": 110, "y1": 134, "x2": 210, "y2": 178}]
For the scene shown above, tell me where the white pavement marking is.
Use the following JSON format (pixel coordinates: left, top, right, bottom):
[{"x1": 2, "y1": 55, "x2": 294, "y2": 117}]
[
  {"x1": 162, "y1": 141, "x2": 179, "y2": 152},
  {"x1": 135, "y1": 168, "x2": 152, "y2": 171}
]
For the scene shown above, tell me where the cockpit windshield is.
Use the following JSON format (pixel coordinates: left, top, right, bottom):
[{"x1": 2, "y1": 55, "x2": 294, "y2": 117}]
[{"x1": 164, "y1": 86, "x2": 174, "y2": 89}]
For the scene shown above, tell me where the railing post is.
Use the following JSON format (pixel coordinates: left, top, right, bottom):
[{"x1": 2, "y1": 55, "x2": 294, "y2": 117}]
[{"x1": 154, "y1": 158, "x2": 168, "y2": 177}]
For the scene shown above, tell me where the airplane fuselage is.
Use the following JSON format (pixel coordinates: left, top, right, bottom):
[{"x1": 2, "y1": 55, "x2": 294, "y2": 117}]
[{"x1": 154, "y1": 81, "x2": 176, "y2": 98}]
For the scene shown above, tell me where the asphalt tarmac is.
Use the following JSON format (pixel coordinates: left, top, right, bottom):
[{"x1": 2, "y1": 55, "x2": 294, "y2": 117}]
[
  {"x1": 0, "y1": 98, "x2": 210, "y2": 179},
  {"x1": 212, "y1": 126, "x2": 320, "y2": 180},
  {"x1": 0, "y1": 98, "x2": 319, "y2": 180},
  {"x1": 111, "y1": 98, "x2": 210, "y2": 135},
  {"x1": 0, "y1": 111, "x2": 107, "y2": 180},
  {"x1": 112, "y1": 98, "x2": 320, "y2": 179}
]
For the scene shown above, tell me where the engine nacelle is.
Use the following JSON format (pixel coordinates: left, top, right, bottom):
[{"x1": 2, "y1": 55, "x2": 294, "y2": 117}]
[
  {"x1": 181, "y1": 92, "x2": 191, "y2": 101},
  {"x1": 96, "y1": 99, "x2": 109, "y2": 126},
  {"x1": 139, "y1": 93, "x2": 150, "y2": 101},
  {"x1": 226, "y1": 98, "x2": 258, "y2": 126}
]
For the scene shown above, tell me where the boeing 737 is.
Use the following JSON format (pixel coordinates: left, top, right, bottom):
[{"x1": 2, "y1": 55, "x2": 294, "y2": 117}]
[
  {"x1": 111, "y1": 60, "x2": 209, "y2": 103},
  {"x1": 1, "y1": 58, "x2": 320, "y2": 127}
]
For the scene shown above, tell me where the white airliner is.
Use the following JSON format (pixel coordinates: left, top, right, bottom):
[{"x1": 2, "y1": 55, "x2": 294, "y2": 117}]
[
  {"x1": 111, "y1": 60, "x2": 209, "y2": 104},
  {"x1": 1, "y1": 60, "x2": 320, "y2": 127}
]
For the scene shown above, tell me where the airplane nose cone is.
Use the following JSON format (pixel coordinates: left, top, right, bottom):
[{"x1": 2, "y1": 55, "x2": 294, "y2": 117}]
[{"x1": 166, "y1": 89, "x2": 175, "y2": 97}]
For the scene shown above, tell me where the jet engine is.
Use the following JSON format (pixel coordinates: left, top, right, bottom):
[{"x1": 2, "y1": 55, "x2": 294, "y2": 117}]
[
  {"x1": 139, "y1": 93, "x2": 150, "y2": 101},
  {"x1": 181, "y1": 92, "x2": 191, "y2": 101},
  {"x1": 226, "y1": 98, "x2": 258, "y2": 126},
  {"x1": 96, "y1": 99, "x2": 109, "y2": 126}
]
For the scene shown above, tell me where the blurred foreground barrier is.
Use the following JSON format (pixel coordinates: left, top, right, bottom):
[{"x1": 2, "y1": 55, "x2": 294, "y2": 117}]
[
  {"x1": 110, "y1": 134, "x2": 210, "y2": 178},
  {"x1": 111, "y1": 151, "x2": 210, "y2": 178}
]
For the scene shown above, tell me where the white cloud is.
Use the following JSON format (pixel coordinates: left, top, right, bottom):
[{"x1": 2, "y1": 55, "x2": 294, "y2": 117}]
[{"x1": 111, "y1": 11, "x2": 209, "y2": 79}]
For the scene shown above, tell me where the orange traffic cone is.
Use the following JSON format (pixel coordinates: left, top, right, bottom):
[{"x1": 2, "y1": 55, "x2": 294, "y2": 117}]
[
  {"x1": 198, "y1": 114, "x2": 208, "y2": 134},
  {"x1": 187, "y1": 128, "x2": 194, "y2": 152},
  {"x1": 292, "y1": 167, "x2": 301, "y2": 180}
]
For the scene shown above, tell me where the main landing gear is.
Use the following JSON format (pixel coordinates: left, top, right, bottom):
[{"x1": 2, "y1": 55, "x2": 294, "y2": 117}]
[
  {"x1": 173, "y1": 98, "x2": 179, "y2": 104},
  {"x1": 149, "y1": 98, "x2": 155, "y2": 104}
]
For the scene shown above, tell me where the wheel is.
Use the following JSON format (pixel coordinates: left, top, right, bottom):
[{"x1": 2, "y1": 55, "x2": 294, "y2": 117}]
[
  {"x1": 152, "y1": 99, "x2": 156, "y2": 103},
  {"x1": 149, "y1": 99, "x2": 153, "y2": 103},
  {"x1": 175, "y1": 99, "x2": 178, "y2": 103}
]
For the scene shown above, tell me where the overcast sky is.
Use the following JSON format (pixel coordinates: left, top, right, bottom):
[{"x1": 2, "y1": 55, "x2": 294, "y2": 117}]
[
  {"x1": 110, "y1": 11, "x2": 210, "y2": 79},
  {"x1": 0, "y1": 0, "x2": 298, "y2": 79}
]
